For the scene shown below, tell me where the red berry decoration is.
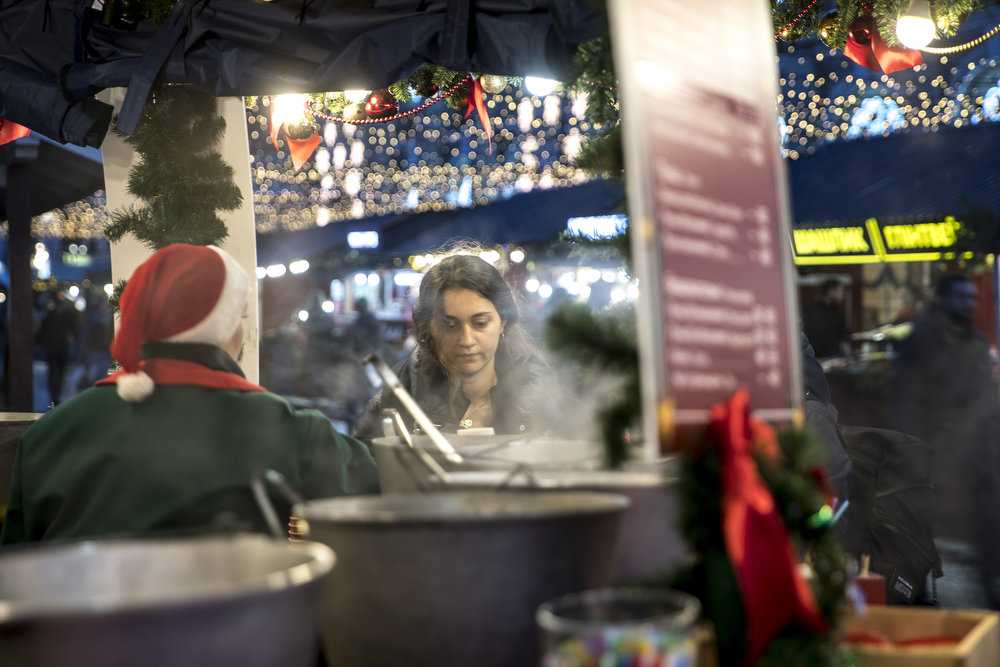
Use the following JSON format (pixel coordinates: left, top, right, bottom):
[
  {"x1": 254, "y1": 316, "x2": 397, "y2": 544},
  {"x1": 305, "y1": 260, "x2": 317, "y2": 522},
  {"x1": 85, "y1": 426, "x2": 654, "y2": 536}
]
[
  {"x1": 414, "y1": 82, "x2": 439, "y2": 97},
  {"x1": 365, "y1": 89, "x2": 398, "y2": 119},
  {"x1": 848, "y1": 16, "x2": 874, "y2": 46}
]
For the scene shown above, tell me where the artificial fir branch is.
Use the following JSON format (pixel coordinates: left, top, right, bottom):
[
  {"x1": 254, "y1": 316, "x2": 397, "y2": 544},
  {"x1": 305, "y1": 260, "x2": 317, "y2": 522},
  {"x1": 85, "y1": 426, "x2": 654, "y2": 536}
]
[
  {"x1": 754, "y1": 426, "x2": 853, "y2": 666},
  {"x1": 567, "y1": 37, "x2": 619, "y2": 127},
  {"x1": 670, "y1": 423, "x2": 853, "y2": 666},
  {"x1": 105, "y1": 84, "x2": 242, "y2": 251},
  {"x1": 557, "y1": 218, "x2": 633, "y2": 279},
  {"x1": 107, "y1": 278, "x2": 129, "y2": 320},
  {"x1": 772, "y1": 0, "x2": 986, "y2": 48},
  {"x1": 573, "y1": 127, "x2": 623, "y2": 180},
  {"x1": 772, "y1": 0, "x2": 824, "y2": 42}
]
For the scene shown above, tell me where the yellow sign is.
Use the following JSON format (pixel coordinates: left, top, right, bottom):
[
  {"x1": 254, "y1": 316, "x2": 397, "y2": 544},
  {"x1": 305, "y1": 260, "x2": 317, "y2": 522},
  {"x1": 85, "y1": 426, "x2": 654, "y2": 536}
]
[
  {"x1": 882, "y1": 219, "x2": 962, "y2": 251},
  {"x1": 793, "y1": 227, "x2": 869, "y2": 255},
  {"x1": 792, "y1": 217, "x2": 967, "y2": 265}
]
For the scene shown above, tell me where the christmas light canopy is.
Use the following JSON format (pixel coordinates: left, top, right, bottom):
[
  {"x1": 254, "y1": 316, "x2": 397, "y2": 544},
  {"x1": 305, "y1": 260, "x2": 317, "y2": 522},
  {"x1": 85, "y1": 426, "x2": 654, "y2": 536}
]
[{"x1": 897, "y1": 0, "x2": 936, "y2": 49}]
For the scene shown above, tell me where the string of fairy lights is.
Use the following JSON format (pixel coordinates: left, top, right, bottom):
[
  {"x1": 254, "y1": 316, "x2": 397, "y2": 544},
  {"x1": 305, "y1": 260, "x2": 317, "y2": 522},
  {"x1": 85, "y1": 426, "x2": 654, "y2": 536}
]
[
  {"x1": 778, "y1": 6, "x2": 1000, "y2": 157},
  {"x1": 779, "y1": 45, "x2": 1000, "y2": 158},
  {"x1": 17, "y1": 6, "x2": 1000, "y2": 237},
  {"x1": 246, "y1": 84, "x2": 596, "y2": 233}
]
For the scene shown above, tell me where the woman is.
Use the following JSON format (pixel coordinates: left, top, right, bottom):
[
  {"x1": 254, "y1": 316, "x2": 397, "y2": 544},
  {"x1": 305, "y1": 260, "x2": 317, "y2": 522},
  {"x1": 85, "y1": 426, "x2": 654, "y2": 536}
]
[{"x1": 353, "y1": 253, "x2": 556, "y2": 441}]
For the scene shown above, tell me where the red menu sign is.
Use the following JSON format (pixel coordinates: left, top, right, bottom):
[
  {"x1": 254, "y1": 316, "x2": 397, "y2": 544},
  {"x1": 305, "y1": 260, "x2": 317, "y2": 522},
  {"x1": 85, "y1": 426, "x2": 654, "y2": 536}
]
[{"x1": 608, "y1": 0, "x2": 801, "y2": 453}]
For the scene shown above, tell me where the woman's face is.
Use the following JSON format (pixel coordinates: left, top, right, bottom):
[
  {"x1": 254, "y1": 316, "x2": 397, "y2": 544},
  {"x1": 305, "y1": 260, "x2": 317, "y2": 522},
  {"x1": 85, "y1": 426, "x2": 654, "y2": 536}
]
[{"x1": 431, "y1": 288, "x2": 504, "y2": 379}]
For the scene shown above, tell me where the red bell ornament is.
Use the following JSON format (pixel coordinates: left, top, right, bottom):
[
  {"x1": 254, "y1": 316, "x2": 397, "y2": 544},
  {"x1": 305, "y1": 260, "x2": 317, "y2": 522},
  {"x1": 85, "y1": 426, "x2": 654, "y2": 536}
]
[
  {"x1": 848, "y1": 15, "x2": 874, "y2": 46},
  {"x1": 364, "y1": 89, "x2": 398, "y2": 120},
  {"x1": 413, "y1": 82, "x2": 439, "y2": 98}
]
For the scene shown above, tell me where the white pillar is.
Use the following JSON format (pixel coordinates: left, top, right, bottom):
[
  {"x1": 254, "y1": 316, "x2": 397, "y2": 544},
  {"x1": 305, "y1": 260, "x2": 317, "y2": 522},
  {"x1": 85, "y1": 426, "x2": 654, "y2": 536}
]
[{"x1": 99, "y1": 90, "x2": 260, "y2": 382}]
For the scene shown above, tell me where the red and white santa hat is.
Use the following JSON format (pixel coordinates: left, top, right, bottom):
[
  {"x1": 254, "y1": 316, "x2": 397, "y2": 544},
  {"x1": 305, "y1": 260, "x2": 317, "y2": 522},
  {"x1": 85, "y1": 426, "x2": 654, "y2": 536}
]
[{"x1": 111, "y1": 244, "x2": 249, "y2": 402}]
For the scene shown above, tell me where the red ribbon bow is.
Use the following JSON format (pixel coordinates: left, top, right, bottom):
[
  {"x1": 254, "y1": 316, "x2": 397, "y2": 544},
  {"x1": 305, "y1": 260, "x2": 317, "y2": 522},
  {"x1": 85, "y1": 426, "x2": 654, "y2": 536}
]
[
  {"x1": 715, "y1": 388, "x2": 827, "y2": 665},
  {"x1": 0, "y1": 119, "x2": 30, "y2": 145},
  {"x1": 269, "y1": 98, "x2": 321, "y2": 173},
  {"x1": 465, "y1": 77, "x2": 493, "y2": 154},
  {"x1": 844, "y1": 16, "x2": 924, "y2": 74}
]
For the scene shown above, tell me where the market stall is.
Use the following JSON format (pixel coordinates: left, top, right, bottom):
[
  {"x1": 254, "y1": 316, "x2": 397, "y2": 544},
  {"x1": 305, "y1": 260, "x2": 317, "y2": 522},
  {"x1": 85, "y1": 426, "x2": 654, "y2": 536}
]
[{"x1": 3, "y1": 1, "x2": 1000, "y2": 666}]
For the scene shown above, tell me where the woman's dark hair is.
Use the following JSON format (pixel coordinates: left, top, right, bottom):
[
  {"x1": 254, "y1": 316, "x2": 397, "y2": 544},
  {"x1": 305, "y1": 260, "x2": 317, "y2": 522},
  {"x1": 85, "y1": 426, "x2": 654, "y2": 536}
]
[{"x1": 413, "y1": 253, "x2": 535, "y2": 380}]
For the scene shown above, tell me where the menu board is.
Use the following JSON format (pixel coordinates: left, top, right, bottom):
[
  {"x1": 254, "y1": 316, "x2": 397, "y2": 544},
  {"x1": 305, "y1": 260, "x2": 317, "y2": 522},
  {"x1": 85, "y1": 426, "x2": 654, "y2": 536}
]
[{"x1": 608, "y1": 0, "x2": 801, "y2": 454}]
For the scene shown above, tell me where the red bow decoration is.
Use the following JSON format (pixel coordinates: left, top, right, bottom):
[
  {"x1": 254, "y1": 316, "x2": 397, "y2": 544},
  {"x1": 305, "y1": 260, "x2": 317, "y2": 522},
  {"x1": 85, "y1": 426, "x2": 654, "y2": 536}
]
[
  {"x1": 0, "y1": 119, "x2": 30, "y2": 145},
  {"x1": 464, "y1": 77, "x2": 493, "y2": 154},
  {"x1": 844, "y1": 15, "x2": 924, "y2": 74},
  {"x1": 284, "y1": 132, "x2": 322, "y2": 172},
  {"x1": 269, "y1": 98, "x2": 321, "y2": 172},
  {"x1": 715, "y1": 388, "x2": 827, "y2": 665}
]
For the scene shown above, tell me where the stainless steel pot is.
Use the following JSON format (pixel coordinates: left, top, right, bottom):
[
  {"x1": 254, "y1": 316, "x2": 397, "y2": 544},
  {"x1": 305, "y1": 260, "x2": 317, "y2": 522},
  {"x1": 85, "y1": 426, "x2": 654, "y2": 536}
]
[
  {"x1": 296, "y1": 490, "x2": 629, "y2": 667},
  {"x1": 0, "y1": 533, "x2": 334, "y2": 667},
  {"x1": 0, "y1": 412, "x2": 42, "y2": 510},
  {"x1": 445, "y1": 468, "x2": 694, "y2": 583},
  {"x1": 372, "y1": 433, "x2": 603, "y2": 492}
]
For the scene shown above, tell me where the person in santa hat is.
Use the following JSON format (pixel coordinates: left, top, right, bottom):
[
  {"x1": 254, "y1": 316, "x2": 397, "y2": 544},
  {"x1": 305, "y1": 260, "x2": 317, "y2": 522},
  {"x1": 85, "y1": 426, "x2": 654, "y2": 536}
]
[{"x1": 1, "y1": 244, "x2": 379, "y2": 545}]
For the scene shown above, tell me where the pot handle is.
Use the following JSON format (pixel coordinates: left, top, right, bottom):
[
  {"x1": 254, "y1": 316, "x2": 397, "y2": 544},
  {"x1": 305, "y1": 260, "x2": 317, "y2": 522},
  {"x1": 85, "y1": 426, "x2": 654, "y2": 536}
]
[
  {"x1": 251, "y1": 468, "x2": 306, "y2": 540},
  {"x1": 494, "y1": 462, "x2": 539, "y2": 490},
  {"x1": 383, "y1": 408, "x2": 452, "y2": 490}
]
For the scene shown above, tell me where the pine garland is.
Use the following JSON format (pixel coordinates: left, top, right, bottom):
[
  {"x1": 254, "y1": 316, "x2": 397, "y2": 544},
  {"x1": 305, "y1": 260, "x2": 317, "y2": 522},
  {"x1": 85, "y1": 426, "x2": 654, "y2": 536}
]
[
  {"x1": 669, "y1": 423, "x2": 854, "y2": 667},
  {"x1": 773, "y1": 0, "x2": 987, "y2": 48},
  {"x1": 558, "y1": 220, "x2": 633, "y2": 277},
  {"x1": 105, "y1": 84, "x2": 243, "y2": 251},
  {"x1": 573, "y1": 127, "x2": 623, "y2": 180}
]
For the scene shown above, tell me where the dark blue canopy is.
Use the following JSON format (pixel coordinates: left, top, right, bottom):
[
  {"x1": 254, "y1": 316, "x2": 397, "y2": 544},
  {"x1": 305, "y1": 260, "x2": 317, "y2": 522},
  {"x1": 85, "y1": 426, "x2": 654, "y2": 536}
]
[{"x1": 787, "y1": 108, "x2": 1000, "y2": 227}]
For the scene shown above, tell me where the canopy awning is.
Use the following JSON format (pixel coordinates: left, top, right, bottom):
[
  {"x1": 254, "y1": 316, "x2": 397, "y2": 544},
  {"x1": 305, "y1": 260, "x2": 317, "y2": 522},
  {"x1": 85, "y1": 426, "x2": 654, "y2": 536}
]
[
  {"x1": 0, "y1": 0, "x2": 603, "y2": 142},
  {"x1": 787, "y1": 122, "x2": 1000, "y2": 227}
]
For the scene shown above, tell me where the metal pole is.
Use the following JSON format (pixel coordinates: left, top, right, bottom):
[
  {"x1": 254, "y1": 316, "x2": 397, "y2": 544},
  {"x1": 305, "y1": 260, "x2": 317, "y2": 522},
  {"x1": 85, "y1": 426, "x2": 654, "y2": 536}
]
[{"x1": 5, "y1": 138, "x2": 39, "y2": 411}]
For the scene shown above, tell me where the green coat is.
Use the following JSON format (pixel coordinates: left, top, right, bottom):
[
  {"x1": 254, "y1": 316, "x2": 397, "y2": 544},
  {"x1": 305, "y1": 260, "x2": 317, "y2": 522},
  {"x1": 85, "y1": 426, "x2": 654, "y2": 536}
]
[{"x1": 1, "y1": 383, "x2": 379, "y2": 545}]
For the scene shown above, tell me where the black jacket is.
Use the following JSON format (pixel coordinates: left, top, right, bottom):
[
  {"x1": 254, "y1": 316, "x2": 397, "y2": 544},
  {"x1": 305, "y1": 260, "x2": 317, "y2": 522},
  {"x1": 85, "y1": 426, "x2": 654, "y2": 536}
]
[{"x1": 352, "y1": 345, "x2": 557, "y2": 442}]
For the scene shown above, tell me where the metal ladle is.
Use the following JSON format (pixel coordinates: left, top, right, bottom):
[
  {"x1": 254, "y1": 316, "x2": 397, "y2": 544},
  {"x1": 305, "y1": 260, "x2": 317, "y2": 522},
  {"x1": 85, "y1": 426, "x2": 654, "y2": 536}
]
[
  {"x1": 365, "y1": 354, "x2": 538, "y2": 492},
  {"x1": 364, "y1": 354, "x2": 463, "y2": 464}
]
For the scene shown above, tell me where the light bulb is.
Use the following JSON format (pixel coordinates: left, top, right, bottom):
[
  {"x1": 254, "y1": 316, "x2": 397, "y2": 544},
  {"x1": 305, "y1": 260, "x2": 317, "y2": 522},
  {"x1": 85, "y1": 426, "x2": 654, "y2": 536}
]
[
  {"x1": 524, "y1": 76, "x2": 558, "y2": 96},
  {"x1": 896, "y1": 0, "x2": 935, "y2": 49},
  {"x1": 271, "y1": 94, "x2": 308, "y2": 127}
]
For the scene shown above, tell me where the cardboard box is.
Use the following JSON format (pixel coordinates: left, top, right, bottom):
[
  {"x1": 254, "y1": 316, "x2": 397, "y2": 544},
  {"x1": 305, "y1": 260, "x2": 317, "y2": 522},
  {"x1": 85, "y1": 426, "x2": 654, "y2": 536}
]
[{"x1": 840, "y1": 605, "x2": 1000, "y2": 667}]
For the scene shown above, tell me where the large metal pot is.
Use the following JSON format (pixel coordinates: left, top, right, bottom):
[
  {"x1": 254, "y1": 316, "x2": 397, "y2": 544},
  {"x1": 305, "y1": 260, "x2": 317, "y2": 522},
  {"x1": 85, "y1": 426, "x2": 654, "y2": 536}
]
[
  {"x1": 0, "y1": 533, "x2": 335, "y2": 667},
  {"x1": 446, "y1": 467, "x2": 694, "y2": 583},
  {"x1": 296, "y1": 490, "x2": 628, "y2": 667},
  {"x1": 0, "y1": 412, "x2": 42, "y2": 511},
  {"x1": 372, "y1": 433, "x2": 603, "y2": 492}
]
